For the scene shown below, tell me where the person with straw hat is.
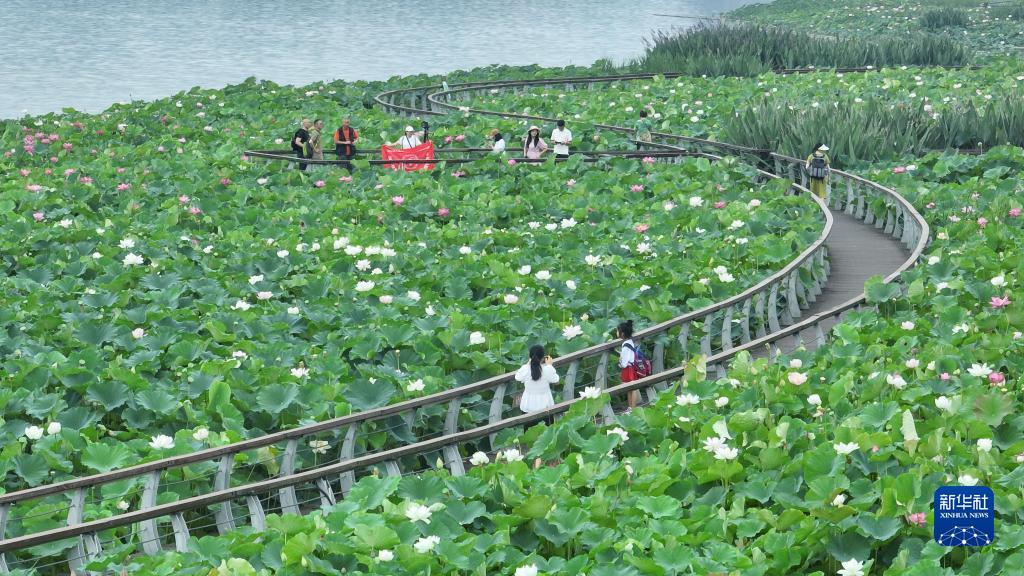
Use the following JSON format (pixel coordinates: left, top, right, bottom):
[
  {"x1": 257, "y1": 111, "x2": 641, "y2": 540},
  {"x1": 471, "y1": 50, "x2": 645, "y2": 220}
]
[
  {"x1": 397, "y1": 125, "x2": 423, "y2": 149},
  {"x1": 523, "y1": 125, "x2": 548, "y2": 160},
  {"x1": 805, "y1": 143, "x2": 831, "y2": 199}
]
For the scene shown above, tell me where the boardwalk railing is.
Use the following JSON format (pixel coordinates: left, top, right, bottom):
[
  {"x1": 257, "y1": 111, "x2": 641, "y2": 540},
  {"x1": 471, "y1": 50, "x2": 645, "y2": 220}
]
[{"x1": 0, "y1": 69, "x2": 930, "y2": 575}]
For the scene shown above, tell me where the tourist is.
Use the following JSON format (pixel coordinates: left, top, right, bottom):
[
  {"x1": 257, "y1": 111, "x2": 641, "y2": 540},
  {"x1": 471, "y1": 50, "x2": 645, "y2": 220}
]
[
  {"x1": 523, "y1": 125, "x2": 548, "y2": 160},
  {"x1": 309, "y1": 119, "x2": 325, "y2": 167},
  {"x1": 618, "y1": 320, "x2": 639, "y2": 410},
  {"x1": 490, "y1": 129, "x2": 506, "y2": 153},
  {"x1": 634, "y1": 110, "x2": 653, "y2": 150},
  {"x1": 397, "y1": 125, "x2": 423, "y2": 149},
  {"x1": 334, "y1": 117, "x2": 359, "y2": 173},
  {"x1": 805, "y1": 143, "x2": 831, "y2": 198},
  {"x1": 550, "y1": 119, "x2": 572, "y2": 159},
  {"x1": 515, "y1": 344, "x2": 558, "y2": 468},
  {"x1": 291, "y1": 118, "x2": 312, "y2": 171}
]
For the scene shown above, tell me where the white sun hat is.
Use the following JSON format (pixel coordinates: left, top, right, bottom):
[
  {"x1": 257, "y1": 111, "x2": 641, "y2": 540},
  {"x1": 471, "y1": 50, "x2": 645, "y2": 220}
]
[
  {"x1": 818, "y1": 144, "x2": 830, "y2": 151},
  {"x1": 405, "y1": 125, "x2": 415, "y2": 132}
]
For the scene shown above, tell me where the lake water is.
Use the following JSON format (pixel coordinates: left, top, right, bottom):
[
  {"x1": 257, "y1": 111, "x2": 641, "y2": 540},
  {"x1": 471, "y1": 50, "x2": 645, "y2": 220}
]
[{"x1": 0, "y1": 0, "x2": 759, "y2": 119}]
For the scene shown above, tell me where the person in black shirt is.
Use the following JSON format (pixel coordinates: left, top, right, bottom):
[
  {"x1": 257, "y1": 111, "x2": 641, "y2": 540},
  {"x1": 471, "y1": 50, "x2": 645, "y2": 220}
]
[{"x1": 292, "y1": 119, "x2": 312, "y2": 171}]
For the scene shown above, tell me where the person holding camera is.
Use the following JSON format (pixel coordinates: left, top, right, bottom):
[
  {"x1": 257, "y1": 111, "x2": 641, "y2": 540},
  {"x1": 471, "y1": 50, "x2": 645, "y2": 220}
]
[{"x1": 515, "y1": 344, "x2": 558, "y2": 415}]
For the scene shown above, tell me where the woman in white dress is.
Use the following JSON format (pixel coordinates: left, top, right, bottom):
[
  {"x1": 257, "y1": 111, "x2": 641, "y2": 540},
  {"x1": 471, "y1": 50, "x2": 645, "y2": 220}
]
[{"x1": 514, "y1": 344, "x2": 558, "y2": 468}]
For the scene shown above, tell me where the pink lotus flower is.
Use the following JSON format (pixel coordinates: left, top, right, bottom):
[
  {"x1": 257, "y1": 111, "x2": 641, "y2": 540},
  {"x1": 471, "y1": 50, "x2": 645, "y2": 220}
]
[
  {"x1": 23, "y1": 145, "x2": 34, "y2": 154},
  {"x1": 940, "y1": 372, "x2": 951, "y2": 381},
  {"x1": 64, "y1": 168, "x2": 75, "y2": 176},
  {"x1": 62, "y1": 142, "x2": 73, "y2": 151},
  {"x1": 49, "y1": 156, "x2": 58, "y2": 163},
  {"x1": 374, "y1": 183, "x2": 384, "y2": 189},
  {"x1": 634, "y1": 223, "x2": 650, "y2": 233},
  {"x1": 220, "y1": 178, "x2": 232, "y2": 186},
  {"x1": 26, "y1": 184, "x2": 41, "y2": 192},
  {"x1": 116, "y1": 167, "x2": 125, "y2": 173},
  {"x1": 32, "y1": 212, "x2": 44, "y2": 221},
  {"x1": 641, "y1": 156, "x2": 656, "y2": 165},
  {"x1": 991, "y1": 295, "x2": 1011, "y2": 308},
  {"x1": 977, "y1": 217, "x2": 988, "y2": 228},
  {"x1": 189, "y1": 206, "x2": 202, "y2": 215},
  {"x1": 40, "y1": 138, "x2": 51, "y2": 145},
  {"x1": 80, "y1": 176, "x2": 93, "y2": 184},
  {"x1": 893, "y1": 166, "x2": 906, "y2": 174},
  {"x1": 630, "y1": 184, "x2": 644, "y2": 192},
  {"x1": 314, "y1": 180, "x2": 326, "y2": 188},
  {"x1": 906, "y1": 513, "x2": 926, "y2": 527},
  {"x1": 339, "y1": 176, "x2": 353, "y2": 183},
  {"x1": 116, "y1": 183, "x2": 131, "y2": 191},
  {"x1": 19, "y1": 169, "x2": 29, "y2": 177},
  {"x1": 44, "y1": 168, "x2": 52, "y2": 175},
  {"x1": 72, "y1": 121, "x2": 83, "y2": 129},
  {"x1": 452, "y1": 171, "x2": 466, "y2": 178},
  {"x1": 392, "y1": 195, "x2": 405, "y2": 206},
  {"x1": 178, "y1": 195, "x2": 190, "y2": 203},
  {"x1": 871, "y1": 445, "x2": 880, "y2": 453},
  {"x1": 438, "y1": 207, "x2": 450, "y2": 217},
  {"x1": 444, "y1": 136, "x2": 453, "y2": 143},
  {"x1": 241, "y1": 154, "x2": 250, "y2": 162},
  {"x1": 989, "y1": 372, "x2": 1006, "y2": 385},
  {"x1": 1010, "y1": 208, "x2": 1022, "y2": 218},
  {"x1": 713, "y1": 201, "x2": 726, "y2": 209},
  {"x1": 508, "y1": 159, "x2": 517, "y2": 166}
]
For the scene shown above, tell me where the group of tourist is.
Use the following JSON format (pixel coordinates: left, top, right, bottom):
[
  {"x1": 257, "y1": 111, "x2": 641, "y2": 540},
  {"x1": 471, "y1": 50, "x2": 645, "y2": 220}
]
[{"x1": 291, "y1": 117, "x2": 360, "y2": 172}]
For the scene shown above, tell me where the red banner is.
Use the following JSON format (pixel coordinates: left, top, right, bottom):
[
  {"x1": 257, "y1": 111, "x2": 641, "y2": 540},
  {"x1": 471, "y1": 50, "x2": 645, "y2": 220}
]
[{"x1": 381, "y1": 142, "x2": 435, "y2": 171}]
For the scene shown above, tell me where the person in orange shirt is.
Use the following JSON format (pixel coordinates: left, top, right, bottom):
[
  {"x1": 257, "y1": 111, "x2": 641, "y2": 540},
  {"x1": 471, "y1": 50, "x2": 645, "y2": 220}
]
[{"x1": 334, "y1": 117, "x2": 358, "y2": 173}]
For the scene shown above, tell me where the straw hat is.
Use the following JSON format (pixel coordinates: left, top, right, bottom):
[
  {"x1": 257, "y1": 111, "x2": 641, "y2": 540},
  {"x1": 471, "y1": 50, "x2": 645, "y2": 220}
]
[
  {"x1": 528, "y1": 125, "x2": 540, "y2": 132},
  {"x1": 818, "y1": 144, "x2": 829, "y2": 151},
  {"x1": 405, "y1": 126, "x2": 415, "y2": 132}
]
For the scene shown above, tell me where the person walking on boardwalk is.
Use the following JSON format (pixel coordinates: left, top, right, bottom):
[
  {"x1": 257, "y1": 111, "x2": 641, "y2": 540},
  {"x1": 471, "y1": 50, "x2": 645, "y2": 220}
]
[
  {"x1": 515, "y1": 344, "x2": 558, "y2": 468},
  {"x1": 334, "y1": 117, "x2": 359, "y2": 173},
  {"x1": 490, "y1": 129, "x2": 506, "y2": 153},
  {"x1": 523, "y1": 125, "x2": 548, "y2": 160},
  {"x1": 617, "y1": 320, "x2": 651, "y2": 411},
  {"x1": 397, "y1": 125, "x2": 423, "y2": 149},
  {"x1": 291, "y1": 118, "x2": 312, "y2": 171},
  {"x1": 805, "y1": 143, "x2": 831, "y2": 199},
  {"x1": 309, "y1": 119, "x2": 325, "y2": 167},
  {"x1": 634, "y1": 110, "x2": 653, "y2": 150},
  {"x1": 550, "y1": 119, "x2": 572, "y2": 159}
]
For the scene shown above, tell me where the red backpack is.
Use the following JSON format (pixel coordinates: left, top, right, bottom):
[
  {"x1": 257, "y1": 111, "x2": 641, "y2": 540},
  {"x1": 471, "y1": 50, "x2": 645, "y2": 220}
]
[{"x1": 625, "y1": 342, "x2": 653, "y2": 379}]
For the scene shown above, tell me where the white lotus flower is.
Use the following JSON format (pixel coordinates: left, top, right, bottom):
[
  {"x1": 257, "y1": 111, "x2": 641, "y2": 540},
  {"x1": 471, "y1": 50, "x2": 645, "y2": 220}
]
[
  {"x1": 566, "y1": 280, "x2": 577, "y2": 290},
  {"x1": 607, "y1": 427, "x2": 629, "y2": 442},
  {"x1": 58, "y1": 218, "x2": 73, "y2": 228},
  {"x1": 968, "y1": 363, "x2": 993, "y2": 378},
  {"x1": 702, "y1": 436, "x2": 728, "y2": 453},
  {"x1": 991, "y1": 275, "x2": 1007, "y2": 287},
  {"x1": 232, "y1": 350, "x2": 247, "y2": 359},
  {"x1": 232, "y1": 299, "x2": 251, "y2": 311},
  {"x1": 425, "y1": 305, "x2": 436, "y2": 316},
  {"x1": 748, "y1": 199, "x2": 761, "y2": 207},
  {"x1": 504, "y1": 294, "x2": 519, "y2": 304},
  {"x1": 905, "y1": 358, "x2": 920, "y2": 369},
  {"x1": 713, "y1": 445, "x2": 739, "y2": 460},
  {"x1": 807, "y1": 394, "x2": 822, "y2": 406},
  {"x1": 344, "y1": 245, "x2": 363, "y2": 257},
  {"x1": 117, "y1": 500, "x2": 130, "y2": 511},
  {"x1": 935, "y1": 396, "x2": 952, "y2": 411},
  {"x1": 355, "y1": 259, "x2": 370, "y2": 271},
  {"x1": 676, "y1": 393, "x2": 700, "y2": 406},
  {"x1": 24, "y1": 425, "x2": 43, "y2": 440},
  {"x1": 832, "y1": 494, "x2": 847, "y2": 506},
  {"x1": 927, "y1": 256, "x2": 940, "y2": 265},
  {"x1": 123, "y1": 253, "x2": 144, "y2": 266},
  {"x1": 290, "y1": 366, "x2": 309, "y2": 378},
  {"x1": 407, "y1": 290, "x2": 421, "y2": 302},
  {"x1": 689, "y1": 196, "x2": 704, "y2": 207},
  {"x1": 935, "y1": 282, "x2": 949, "y2": 291},
  {"x1": 528, "y1": 221, "x2": 541, "y2": 229},
  {"x1": 789, "y1": 358, "x2": 803, "y2": 369},
  {"x1": 91, "y1": 252, "x2": 102, "y2": 259},
  {"x1": 193, "y1": 427, "x2": 209, "y2": 441},
  {"x1": 379, "y1": 295, "x2": 393, "y2": 304},
  {"x1": 149, "y1": 435, "x2": 175, "y2": 450},
  {"x1": 518, "y1": 265, "x2": 532, "y2": 275},
  {"x1": 663, "y1": 201, "x2": 676, "y2": 211},
  {"x1": 515, "y1": 564, "x2": 539, "y2": 576},
  {"x1": 459, "y1": 246, "x2": 472, "y2": 255},
  {"x1": 469, "y1": 331, "x2": 486, "y2": 345},
  {"x1": 405, "y1": 502, "x2": 433, "y2": 524},
  {"x1": 355, "y1": 281, "x2": 375, "y2": 292},
  {"x1": 886, "y1": 373, "x2": 907, "y2": 389},
  {"x1": 469, "y1": 451, "x2": 490, "y2": 465},
  {"x1": 407, "y1": 379, "x2": 425, "y2": 392},
  {"x1": 414, "y1": 535, "x2": 440, "y2": 553},
  {"x1": 834, "y1": 442, "x2": 859, "y2": 455},
  {"x1": 579, "y1": 386, "x2": 601, "y2": 399},
  {"x1": 718, "y1": 272, "x2": 735, "y2": 283},
  {"x1": 563, "y1": 325, "x2": 583, "y2": 340},
  {"x1": 787, "y1": 372, "x2": 807, "y2": 385},
  {"x1": 276, "y1": 249, "x2": 289, "y2": 258},
  {"x1": 256, "y1": 291, "x2": 273, "y2": 300},
  {"x1": 545, "y1": 223, "x2": 557, "y2": 231},
  {"x1": 287, "y1": 306, "x2": 300, "y2": 315},
  {"x1": 838, "y1": 558, "x2": 865, "y2": 576},
  {"x1": 257, "y1": 177, "x2": 268, "y2": 185},
  {"x1": 728, "y1": 220, "x2": 744, "y2": 230},
  {"x1": 560, "y1": 218, "x2": 576, "y2": 228},
  {"x1": 377, "y1": 550, "x2": 394, "y2": 562},
  {"x1": 501, "y1": 448, "x2": 523, "y2": 462},
  {"x1": 900, "y1": 321, "x2": 915, "y2": 330},
  {"x1": 44, "y1": 422, "x2": 61, "y2": 435},
  {"x1": 118, "y1": 238, "x2": 136, "y2": 249},
  {"x1": 636, "y1": 242, "x2": 651, "y2": 254},
  {"x1": 585, "y1": 254, "x2": 601, "y2": 266},
  {"x1": 131, "y1": 328, "x2": 145, "y2": 339},
  {"x1": 959, "y1": 473, "x2": 979, "y2": 486},
  {"x1": 535, "y1": 270, "x2": 551, "y2": 280},
  {"x1": 978, "y1": 438, "x2": 993, "y2": 452},
  {"x1": 248, "y1": 274, "x2": 264, "y2": 285}
]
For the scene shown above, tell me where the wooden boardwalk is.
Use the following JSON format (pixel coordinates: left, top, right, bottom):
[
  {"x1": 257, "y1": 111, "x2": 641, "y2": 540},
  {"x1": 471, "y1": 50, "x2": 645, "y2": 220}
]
[{"x1": 768, "y1": 207, "x2": 909, "y2": 354}]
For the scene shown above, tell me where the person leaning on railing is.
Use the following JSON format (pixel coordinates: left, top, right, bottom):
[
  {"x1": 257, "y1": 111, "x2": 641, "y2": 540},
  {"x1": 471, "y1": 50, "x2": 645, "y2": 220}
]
[
  {"x1": 634, "y1": 110, "x2": 653, "y2": 150},
  {"x1": 490, "y1": 128, "x2": 506, "y2": 153},
  {"x1": 805, "y1": 143, "x2": 831, "y2": 199}
]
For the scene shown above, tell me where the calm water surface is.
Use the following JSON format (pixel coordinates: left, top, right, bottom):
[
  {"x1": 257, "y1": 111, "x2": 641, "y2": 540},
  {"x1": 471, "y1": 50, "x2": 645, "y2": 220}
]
[{"x1": 0, "y1": 0, "x2": 759, "y2": 119}]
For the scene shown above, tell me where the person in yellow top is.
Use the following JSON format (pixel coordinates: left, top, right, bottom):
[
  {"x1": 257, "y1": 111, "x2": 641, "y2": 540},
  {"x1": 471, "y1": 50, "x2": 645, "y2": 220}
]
[{"x1": 805, "y1": 143, "x2": 831, "y2": 198}]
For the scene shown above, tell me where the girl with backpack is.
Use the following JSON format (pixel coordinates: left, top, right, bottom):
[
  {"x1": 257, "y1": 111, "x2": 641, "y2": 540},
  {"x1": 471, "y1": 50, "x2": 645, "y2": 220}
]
[
  {"x1": 805, "y1": 143, "x2": 831, "y2": 199},
  {"x1": 514, "y1": 344, "x2": 559, "y2": 468},
  {"x1": 618, "y1": 320, "x2": 652, "y2": 411}
]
